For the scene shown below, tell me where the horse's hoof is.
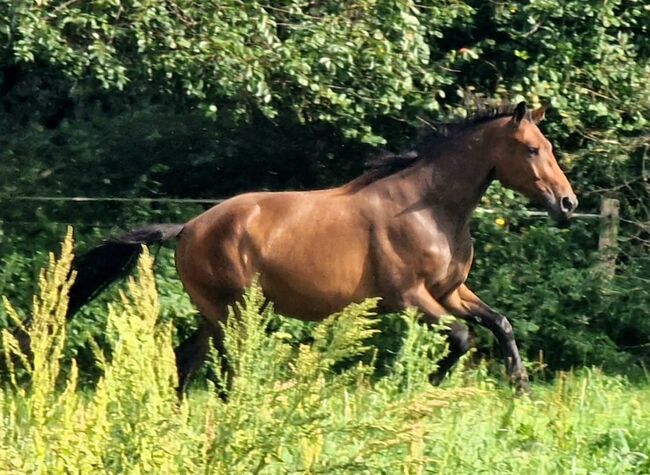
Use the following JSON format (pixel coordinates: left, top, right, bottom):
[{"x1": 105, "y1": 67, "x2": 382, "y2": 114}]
[
  {"x1": 428, "y1": 373, "x2": 441, "y2": 386},
  {"x1": 513, "y1": 371, "x2": 531, "y2": 396},
  {"x1": 515, "y1": 381, "x2": 530, "y2": 397}
]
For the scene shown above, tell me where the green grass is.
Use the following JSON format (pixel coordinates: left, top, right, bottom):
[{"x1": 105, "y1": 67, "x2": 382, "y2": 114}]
[{"x1": 1, "y1": 232, "x2": 649, "y2": 474}]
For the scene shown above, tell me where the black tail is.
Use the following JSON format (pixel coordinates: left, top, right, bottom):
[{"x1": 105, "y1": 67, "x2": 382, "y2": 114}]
[{"x1": 67, "y1": 223, "x2": 185, "y2": 318}]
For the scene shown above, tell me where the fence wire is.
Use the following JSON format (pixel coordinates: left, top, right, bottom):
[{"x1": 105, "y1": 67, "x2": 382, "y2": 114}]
[{"x1": 0, "y1": 195, "x2": 602, "y2": 222}]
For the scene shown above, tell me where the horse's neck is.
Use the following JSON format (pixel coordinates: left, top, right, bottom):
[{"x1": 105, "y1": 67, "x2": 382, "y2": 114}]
[
  {"x1": 429, "y1": 145, "x2": 494, "y2": 221},
  {"x1": 364, "y1": 139, "x2": 494, "y2": 225}
]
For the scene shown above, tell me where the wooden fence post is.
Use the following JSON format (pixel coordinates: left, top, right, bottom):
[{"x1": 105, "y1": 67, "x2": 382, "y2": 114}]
[{"x1": 597, "y1": 197, "x2": 620, "y2": 278}]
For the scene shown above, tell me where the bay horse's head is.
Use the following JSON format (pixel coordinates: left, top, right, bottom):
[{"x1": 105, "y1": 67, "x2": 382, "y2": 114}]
[{"x1": 487, "y1": 102, "x2": 578, "y2": 223}]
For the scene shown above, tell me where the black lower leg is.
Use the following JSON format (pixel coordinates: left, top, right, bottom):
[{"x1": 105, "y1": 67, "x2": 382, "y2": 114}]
[
  {"x1": 471, "y1": 313, "x2": 529, "y2": 393},
  {"x1": 429, "y1": 322, "x2": 471, "y2": 385},
  {"x1": 175, "y1": 321, "x2": 213, "y2": 395},
  {"x1": 206, "y1": 324, "x2": 231, "y2": 398}
]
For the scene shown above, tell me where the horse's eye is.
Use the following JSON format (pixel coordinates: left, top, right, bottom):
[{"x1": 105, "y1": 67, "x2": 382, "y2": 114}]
[{"x1": 527, "y1": 146, "x2": 539, "y2": 156}]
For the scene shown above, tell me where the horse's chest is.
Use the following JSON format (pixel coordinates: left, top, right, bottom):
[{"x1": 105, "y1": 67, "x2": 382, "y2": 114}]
[{"x1": 375, "y1": 219, "x2": 473, "y2": 298}]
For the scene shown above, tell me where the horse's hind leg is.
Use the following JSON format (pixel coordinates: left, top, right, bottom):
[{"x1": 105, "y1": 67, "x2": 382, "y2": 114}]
[
  {"x1": 175, "y1": 319, "x2": 229, "y2": 395},
  {"x1": 175, "y1": 320, "x2": 210, "y2": 393}
]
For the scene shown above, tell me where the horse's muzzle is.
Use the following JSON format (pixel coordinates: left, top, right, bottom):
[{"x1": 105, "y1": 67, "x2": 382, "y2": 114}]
[{"x1": 548, "y1": 194, "x2": 578, "y2": 225}]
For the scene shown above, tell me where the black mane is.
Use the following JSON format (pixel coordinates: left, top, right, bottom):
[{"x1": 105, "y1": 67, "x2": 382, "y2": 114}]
[{"x1": 354, "y1": 104, "x2": 521, "y2": 189}]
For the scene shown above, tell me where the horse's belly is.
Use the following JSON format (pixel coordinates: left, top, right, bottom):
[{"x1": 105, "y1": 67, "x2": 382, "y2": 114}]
[
  {"x1": 242, "y1": 196, "x2": 374, "y2": 319},
  {"x1": 267, "y1": 290, "x2": 356, "y2": 321},
  {"x1": 258, "y1": 258, "x2": 371, "y2": 320}
]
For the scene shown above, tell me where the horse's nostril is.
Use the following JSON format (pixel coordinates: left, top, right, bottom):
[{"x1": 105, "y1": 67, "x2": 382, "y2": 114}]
[{"x1": 561, "y1": 196, "x2": 574, "y2": 213}]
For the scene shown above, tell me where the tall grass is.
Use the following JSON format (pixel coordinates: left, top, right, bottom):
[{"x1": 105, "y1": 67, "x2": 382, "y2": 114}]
[{"x1": 0, "y1": 232, "x2": 649, "y2": 474}]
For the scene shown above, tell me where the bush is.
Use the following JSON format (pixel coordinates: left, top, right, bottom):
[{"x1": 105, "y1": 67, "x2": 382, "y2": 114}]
[
  {"x1": 469, "y1": 210, "x2": 650, "y2": 377},
  {"x1": 2, "y1": 234, "x2": 650, "y2": 474}
]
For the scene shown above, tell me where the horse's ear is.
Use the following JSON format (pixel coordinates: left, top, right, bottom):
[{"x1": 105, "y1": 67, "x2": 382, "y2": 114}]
[
  {"x1": 531, "y1": 106, "x2": 546, "y2": 124},
  {"x1": 510, "y1": 101, "x2": 527, "y2": 128}
]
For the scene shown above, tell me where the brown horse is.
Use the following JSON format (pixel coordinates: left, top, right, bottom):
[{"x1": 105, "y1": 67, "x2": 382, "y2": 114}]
[{"x1": 67, "y1": 102, "x2": 577, "y2": 393}]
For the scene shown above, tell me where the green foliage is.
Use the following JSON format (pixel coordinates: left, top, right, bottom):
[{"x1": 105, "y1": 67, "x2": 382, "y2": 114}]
[
  {"x1": 470, "y1": 215, "x2": 650, "y2": 375},
  {"x1": 0, "y1": 0, "x2": 474, "y2": 143},
  {"x1": 1, "y1": 238, "x2": 650, "y2": 474}
]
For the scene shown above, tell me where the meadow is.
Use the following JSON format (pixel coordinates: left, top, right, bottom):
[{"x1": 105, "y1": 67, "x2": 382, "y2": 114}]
[{"x1": 1, "y1": 233, "x2": 648, "y2": 475}]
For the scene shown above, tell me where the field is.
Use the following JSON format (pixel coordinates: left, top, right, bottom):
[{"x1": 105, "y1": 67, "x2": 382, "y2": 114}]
[{"x1": 1, "y1": 234, "x2": 649, "y2": 475}]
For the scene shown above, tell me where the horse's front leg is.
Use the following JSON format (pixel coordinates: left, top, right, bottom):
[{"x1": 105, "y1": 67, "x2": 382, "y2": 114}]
[
  {"x1": 443, "y1": 284, "x2": 529, "y2": 394},
  {"x1": 401, "y1": 285, "x2": 472, "y2": 384}
]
